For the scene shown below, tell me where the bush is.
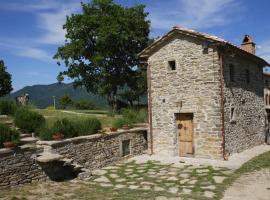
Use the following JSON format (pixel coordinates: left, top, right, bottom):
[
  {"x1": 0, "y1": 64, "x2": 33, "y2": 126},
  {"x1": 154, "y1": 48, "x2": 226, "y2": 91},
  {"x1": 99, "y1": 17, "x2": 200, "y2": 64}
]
[
  {"x1": 37, "y1": 118, "x2": 102, "y2": 140},
  {"x1": 50, "y1": 118, "x2": 77, "y2": 138},
  {"x1": 0, "y1": 100, "x2": 17, "y2": 115},
  {"x1": 75, "y1": 118, "x2": 102, "y2": 136},
  {"x1": 37, "y1": 126, "x2": 54, "y2": 141},
  {"x1": 107, "y1": 109, "x2": 116, "y2": 117},
  {"x1": 0, "y1": 123, "x2": 20, "y2": 147},
  {"x1": 112, "y1": 118, "x2": 132, "y2": 129},
  {"x1": 121, "y1": 108, "x2": 148, "y2": 124},
  {"x1": 74, "y1": 100, "x2": 97, "y2": 110},
  {"x1": 14, "y1": 108, "x2": 45, "y2": 132}
]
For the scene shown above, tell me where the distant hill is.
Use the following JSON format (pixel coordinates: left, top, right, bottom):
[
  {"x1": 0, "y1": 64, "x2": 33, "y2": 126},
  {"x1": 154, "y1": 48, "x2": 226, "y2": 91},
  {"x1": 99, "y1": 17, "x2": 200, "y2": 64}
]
[{"x1": 4, "y1": 83, "x2": 107, "y2": 109}]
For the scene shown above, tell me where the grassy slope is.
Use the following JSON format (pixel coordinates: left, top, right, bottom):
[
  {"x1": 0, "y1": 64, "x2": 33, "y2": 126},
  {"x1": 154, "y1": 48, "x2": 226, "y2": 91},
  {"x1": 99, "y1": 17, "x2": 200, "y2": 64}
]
[{"x1": 216, "y1": 150, "x2": 270, "y2": 199}]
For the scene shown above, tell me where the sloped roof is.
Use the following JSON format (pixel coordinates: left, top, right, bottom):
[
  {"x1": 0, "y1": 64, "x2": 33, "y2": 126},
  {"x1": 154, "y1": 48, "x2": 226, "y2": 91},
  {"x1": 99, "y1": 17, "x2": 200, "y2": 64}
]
[{"x1": 139, "y1": 26, "x2": 269, "y2": 66}]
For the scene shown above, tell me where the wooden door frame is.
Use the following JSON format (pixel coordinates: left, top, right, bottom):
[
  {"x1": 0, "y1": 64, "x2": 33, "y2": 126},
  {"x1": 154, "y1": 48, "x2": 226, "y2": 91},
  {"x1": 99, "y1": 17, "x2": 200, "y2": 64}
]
[{"x1": 175, "y1": 113, "x2": 194, "y2": 157}]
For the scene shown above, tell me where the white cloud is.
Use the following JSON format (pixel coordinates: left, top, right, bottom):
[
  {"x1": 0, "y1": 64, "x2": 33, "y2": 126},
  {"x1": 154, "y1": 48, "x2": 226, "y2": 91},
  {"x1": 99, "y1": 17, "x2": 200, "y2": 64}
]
[
  {"x1": 37, "y1": 3, "x2": 81, "y2": 45},
  {"x1": 149, "y1": 0, "x2": 243, "y2": 35},
  {"x1": 0, "y1": 38, "x2": 52, "y2": 61}
]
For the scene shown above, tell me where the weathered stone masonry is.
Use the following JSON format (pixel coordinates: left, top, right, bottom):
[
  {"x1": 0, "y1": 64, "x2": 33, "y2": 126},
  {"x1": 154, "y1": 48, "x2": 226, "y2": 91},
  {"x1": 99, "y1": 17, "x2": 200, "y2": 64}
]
[
  {"x1": 0, "y1": 148, "x2": 47, "y2": 189},
  {"x1": 0, "y1": 129, "x2": 147, "y2": 189},
  {"x1": 140, "y1": 26, "x2": 269, "y2": 159},
  {"x1": 222, "y1": 54, "x2": 265, "y2": 154},
  {"x1": 147, "y1": 34, "x2": 223, "y2": 159}
]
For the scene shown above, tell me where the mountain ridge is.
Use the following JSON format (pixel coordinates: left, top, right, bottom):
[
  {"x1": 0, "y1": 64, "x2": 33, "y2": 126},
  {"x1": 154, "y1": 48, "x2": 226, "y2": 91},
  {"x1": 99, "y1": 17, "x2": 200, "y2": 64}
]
[{"x1": 4, "y1": 82, "x2": 107, "y2": 108}]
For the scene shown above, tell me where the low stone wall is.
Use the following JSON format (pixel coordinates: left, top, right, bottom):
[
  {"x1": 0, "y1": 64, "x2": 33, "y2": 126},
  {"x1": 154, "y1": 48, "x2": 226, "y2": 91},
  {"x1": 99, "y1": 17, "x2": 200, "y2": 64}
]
[
  {"x1": 0, "y1": 147, "x2": 47, "y2": 189},
  {"x1": 0, "y1": 128, "x2": 147, "y2": 189},
  {"x1": 38, "y1": 128, "x2": 148, "y2": 171}
]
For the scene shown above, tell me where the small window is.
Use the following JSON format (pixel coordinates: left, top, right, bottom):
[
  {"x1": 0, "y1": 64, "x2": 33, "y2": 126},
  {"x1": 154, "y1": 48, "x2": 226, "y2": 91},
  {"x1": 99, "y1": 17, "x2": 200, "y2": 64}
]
[
  {"x1": 122, "y1": 139, "x2": 130, "y2": 157},
  {"x1": 168, "y1": 60, "x2": 176, "y2": 71},
  {"x1": 230, "y1": 106, "x2": 236, "y2": 122},
  {"x1": 246, "y1": 69, "x2": 250, "y2": 84},
  {"x1": 229, "y1": 64, "x2": 235, "y2": 82}
]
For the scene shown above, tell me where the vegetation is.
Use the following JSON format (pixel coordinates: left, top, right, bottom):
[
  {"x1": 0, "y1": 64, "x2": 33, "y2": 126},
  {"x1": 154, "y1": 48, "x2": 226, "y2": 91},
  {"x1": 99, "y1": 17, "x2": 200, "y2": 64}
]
[
  {"x1": 38, "y1": 117, "x2": 102, "y2": 140},
  {"x1": 0, "y1": 123, "x2": 20, "y2": 147},
  {"x1": 59, "y1": 94, "x2": 73, "y2": 109},
  {"x1": 0, "y1": 60, "x2": 13, "y2": 97},
  {"x1": 112, "y1": 108, "x2": 147, "y2": 128},
  {"x1": 14, "y1": 107, "x2": 45, "y2": 132},
  {"x1": 0, "y1": 100, "x2": 17, "y2": 115},
  {"x1": 74, "y1": 100, "x2": 97, "y2": 110},
  {"x1": 54, "y1": 0, "x2": 151, "y2": 109}
]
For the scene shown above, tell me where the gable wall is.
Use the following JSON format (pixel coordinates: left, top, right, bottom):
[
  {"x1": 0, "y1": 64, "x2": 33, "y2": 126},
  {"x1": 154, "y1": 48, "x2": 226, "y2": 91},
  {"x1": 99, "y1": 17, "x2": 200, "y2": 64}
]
[
  {"x1": 223, "y1": 53, "x2": 265, "y2": 154},
  {"x1": 148, "y1": 34, "x2": 223, "y2": 159}
]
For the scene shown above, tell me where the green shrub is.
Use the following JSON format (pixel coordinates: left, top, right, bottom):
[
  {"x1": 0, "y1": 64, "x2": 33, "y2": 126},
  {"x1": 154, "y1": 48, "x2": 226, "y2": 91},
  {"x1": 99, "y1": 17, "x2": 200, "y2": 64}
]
[
  {"x1": 50, "y1": 118, "x2": 77, "y2": 138},
  {"x1": 121, "y1": 108, "x2": 148, "y2": 124},
  {"x1": 107, "y1": 109, "x2": 116, "y2": 117},
  {"x1": 112, "y1": 118, "x2": 132, "y2": 129},
  {"x1": 0, "y1": 123, "x2": 20, "y2": 147},
  {"x1": 46, "y1": 105, "x2": 55, "y2": 110},
  {"x1": 37, "y1": 126, "x2": 54, "y2": 141},
  {"x1": 74, "y1": 100, "x2": 97, "y2": 110},
  {"x1": 0, "y1": 100, "x2": 17, "y2": 115},
  {"x1": 14, "y1": 108, "x2": 45, "y2": 132},
  {"x1": 75, "y1": 118, "x2": 101, "y2": 136}
]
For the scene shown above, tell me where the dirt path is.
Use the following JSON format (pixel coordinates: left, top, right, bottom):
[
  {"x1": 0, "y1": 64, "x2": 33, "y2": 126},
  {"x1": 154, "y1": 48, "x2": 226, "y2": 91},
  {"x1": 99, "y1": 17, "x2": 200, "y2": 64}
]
[{"x1": 222, "y1": 169, "x2": 270, "y2": 200}]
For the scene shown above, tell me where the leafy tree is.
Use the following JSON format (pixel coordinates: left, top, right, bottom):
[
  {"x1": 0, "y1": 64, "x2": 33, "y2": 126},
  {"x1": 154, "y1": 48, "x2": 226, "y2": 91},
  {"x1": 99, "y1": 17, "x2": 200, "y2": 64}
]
[
  {"x1": 0, "y1": 60, "x2": 12, "y2": 97},
  {"x1": 54, "y1": 0, "x2": 150, "y2": 110},
  {"x1": 59, "y1": 95, "x2": 73, "y2": 109}
]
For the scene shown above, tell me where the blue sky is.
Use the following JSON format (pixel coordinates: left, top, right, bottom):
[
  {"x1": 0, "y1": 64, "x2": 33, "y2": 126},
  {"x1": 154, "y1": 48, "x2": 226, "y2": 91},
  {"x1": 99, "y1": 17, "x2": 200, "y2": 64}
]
[{"x1": 0, "y1": 0, "x2": 270, "y2": 91}]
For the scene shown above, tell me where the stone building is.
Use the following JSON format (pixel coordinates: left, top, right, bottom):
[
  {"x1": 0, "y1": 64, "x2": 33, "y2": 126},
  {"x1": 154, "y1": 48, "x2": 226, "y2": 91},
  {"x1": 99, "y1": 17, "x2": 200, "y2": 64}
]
[
  {"x1": 264, "y1": 72, "x2": 270, "y2": 126},
  {"x1": 139, "y1": 26, "x2": 269, "y2": 159}
]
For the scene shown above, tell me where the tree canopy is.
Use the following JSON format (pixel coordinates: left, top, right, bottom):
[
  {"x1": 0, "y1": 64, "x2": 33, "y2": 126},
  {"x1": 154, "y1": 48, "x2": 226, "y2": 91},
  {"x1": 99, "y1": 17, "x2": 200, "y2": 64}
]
[
  {"x1": 54, "y1": 0, "x2": 150, "y2": 109},
  {"x1": 0, "y1": 60, "x2": 12, "y2": 97}
]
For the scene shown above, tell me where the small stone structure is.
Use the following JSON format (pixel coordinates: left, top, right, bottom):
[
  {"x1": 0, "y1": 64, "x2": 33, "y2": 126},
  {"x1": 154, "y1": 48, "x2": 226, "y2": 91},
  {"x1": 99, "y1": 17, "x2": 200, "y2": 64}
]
[
  {"x1": 139, "y1": 26, "x2": 269, "y2": 159},
  {"x1": 0, "y1": 128, "x2": 147, "y2": 189},
  {"x1": 15, "y1": 93, "x2": 29, "y2": 106}
]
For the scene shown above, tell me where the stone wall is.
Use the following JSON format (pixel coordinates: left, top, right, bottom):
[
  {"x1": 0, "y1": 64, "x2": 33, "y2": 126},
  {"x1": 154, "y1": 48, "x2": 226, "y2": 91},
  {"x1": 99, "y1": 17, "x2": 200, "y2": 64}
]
[
  {"x1": 46, "y1": 129, "x2": 147, "y2": 170},
  {"x1": 0, "y1": 129, "x2": 147, "y2": 189},
  {"x1": 0, "y1": 148, "x2": 47, "y2": 189},
  {"x1": 148, "y1": 34, "x2": 223, "y2": 159},
  {"x1": 223, "y1": 53, "x2": 265, "y2": 154}
]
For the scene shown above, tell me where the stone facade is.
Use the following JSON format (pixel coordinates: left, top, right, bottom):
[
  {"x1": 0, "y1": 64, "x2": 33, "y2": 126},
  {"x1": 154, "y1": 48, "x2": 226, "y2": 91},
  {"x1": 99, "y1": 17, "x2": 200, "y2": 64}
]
[
  {"x1": 0, "y1": 148, "x2": 47, "y2": 189},
  {"x1": 140, "y1": 27, "x2": 268, "y2": 159},
  {"x1": 147, "y1": 34, "x2": 223, "y2": 159},
  {"x1": 223, "y1": 54, "x2": 265, "y2": 154},
  {"x1": 0, "y1": 129, "x2": 147, "y2": 189},
  {"x1": 46, "y1": 129, "x2": 147, "y2": 170}
]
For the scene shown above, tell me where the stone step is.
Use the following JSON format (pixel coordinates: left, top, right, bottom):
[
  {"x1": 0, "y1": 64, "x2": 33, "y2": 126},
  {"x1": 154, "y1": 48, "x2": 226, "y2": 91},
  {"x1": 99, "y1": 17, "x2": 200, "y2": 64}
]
[
  {"x1": 20, "y1": 137, "x2": 38, "y2": 145},
  {"x1": 20, "y1": 133, "x2": 32, "y2": 138},
  {"x1": 19, "y1": 144, "x2": 36, "y2": 150}
]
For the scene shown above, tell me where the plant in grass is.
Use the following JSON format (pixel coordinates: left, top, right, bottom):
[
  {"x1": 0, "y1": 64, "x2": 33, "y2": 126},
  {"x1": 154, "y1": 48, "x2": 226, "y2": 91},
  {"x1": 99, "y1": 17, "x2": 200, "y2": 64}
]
[
  {"x1": 0, "y1": 123, "x2": 20, "y2": 148},
  {"x1": 74, "y1": 118, "x2": 102, "y2": 136},
  {"x1": 112, "y1": 118, "x2": 132, "y2": 129},
  {"x1": 50, "y1": 118, "x2": 77, "y2": 138},
  {"x1": 14, "y1": 107, "x2": 45, "y2": 132},
  {"x1": 120, "y1": 108, "x2": 148, "y2": 125},
  {"x1": 0, "y1": 100, "x2": 17, "y2": 115}
]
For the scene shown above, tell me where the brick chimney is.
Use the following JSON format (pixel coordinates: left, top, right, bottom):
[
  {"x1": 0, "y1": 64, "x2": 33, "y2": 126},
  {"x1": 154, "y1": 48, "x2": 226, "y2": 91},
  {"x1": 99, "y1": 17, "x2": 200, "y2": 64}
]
[{"x1": 241, "y1": 35, "x2": 256, "y2": 54}]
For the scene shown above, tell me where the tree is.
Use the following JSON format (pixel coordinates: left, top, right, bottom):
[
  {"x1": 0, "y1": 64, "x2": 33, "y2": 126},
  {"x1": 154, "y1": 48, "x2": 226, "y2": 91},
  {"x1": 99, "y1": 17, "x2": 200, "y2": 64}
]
[
  {"x1": 0, "y1": 60, "x2": 12, "y2": 97},
  {"x1": 54, "y1": 0, "x2": 150, "y2": 110},
  {"x1": 59, "y1": 95, "x2": 73, "y2": 109}
]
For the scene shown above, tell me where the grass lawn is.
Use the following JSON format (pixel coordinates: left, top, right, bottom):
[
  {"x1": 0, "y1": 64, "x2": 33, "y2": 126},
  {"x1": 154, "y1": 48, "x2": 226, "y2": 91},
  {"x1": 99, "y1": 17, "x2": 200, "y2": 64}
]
[{"x1": 34, "y1": 109, "x2": 117, "y2": 128}]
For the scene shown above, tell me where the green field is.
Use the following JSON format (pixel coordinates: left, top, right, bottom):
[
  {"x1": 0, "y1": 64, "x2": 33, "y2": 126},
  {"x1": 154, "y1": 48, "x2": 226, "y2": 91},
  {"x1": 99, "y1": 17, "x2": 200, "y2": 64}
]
[{"x1": 34, "y1": 109, "x2": 118, "y2": 128}]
